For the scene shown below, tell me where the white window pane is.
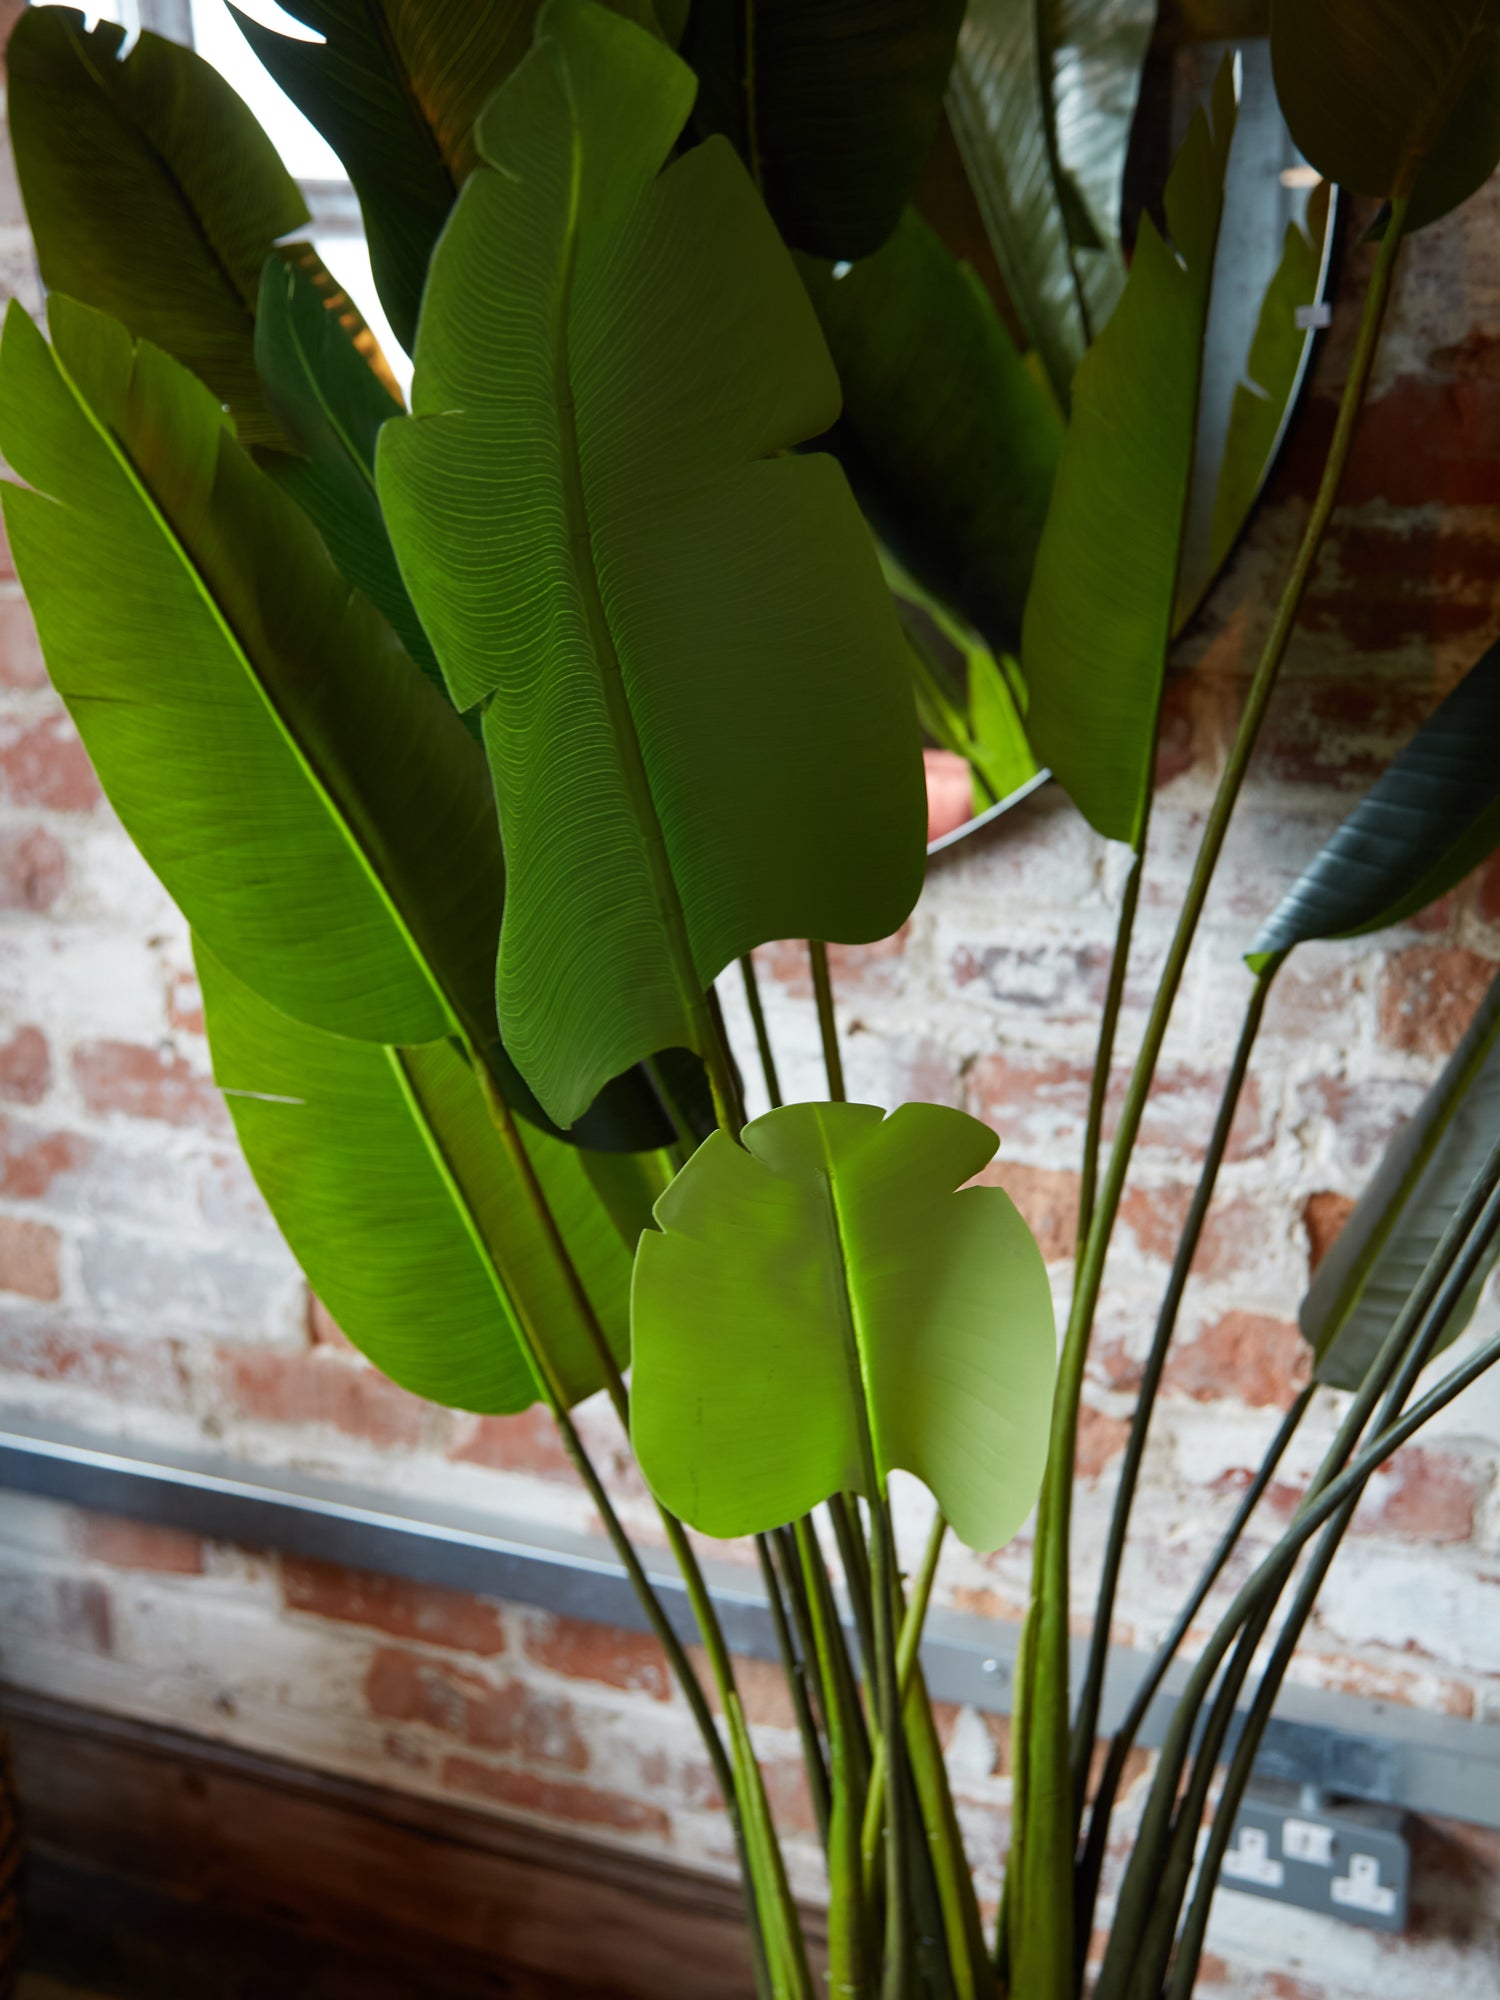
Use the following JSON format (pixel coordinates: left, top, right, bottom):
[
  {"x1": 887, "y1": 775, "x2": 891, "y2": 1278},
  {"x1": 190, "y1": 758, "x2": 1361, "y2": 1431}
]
[{"x1": 189, "y1": 0, "x2": 343, "y2": 181}]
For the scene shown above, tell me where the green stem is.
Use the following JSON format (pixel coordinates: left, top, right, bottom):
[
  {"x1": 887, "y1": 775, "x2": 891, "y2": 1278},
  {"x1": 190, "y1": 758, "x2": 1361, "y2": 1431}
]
[
  {"x1": 1072, "y1": 1380, "x2": 1313, "y2": 1978},
  {"x1": 1010, "y1": 195, "x2": 1411, "y2": 2000},
  {"x1": 1093, "y1": 1122, "x2": 1500, "y2": 2000},
  {"x1": 860, "y1": 1513, "x2": 947, "y2": 1874},
  {"x1": 741, "y1": 953, "x2": 784, "y2": 1109},
  {"x1": 810, "y1": 939, "x2": 847, "y2": 1102},
  {"x1": 1071, "y1": 963, "x2": 1279, "y2": 1829},
  {"x1": 870, "y1": 1495, "x2": 915, "y2": 1998},
  {"x1": 1076, "y1": 842, "x2": 1145, "y2": 1254},
  {"x1": 757, "y1": 1533, "x2": 831, "y2": 1849}
]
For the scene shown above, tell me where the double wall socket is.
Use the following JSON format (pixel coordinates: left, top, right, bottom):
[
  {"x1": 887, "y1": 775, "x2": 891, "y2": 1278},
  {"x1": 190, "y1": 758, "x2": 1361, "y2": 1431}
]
[{"x1": 1221, "y1": 1779, "x2": 1409, "y2": 1932}]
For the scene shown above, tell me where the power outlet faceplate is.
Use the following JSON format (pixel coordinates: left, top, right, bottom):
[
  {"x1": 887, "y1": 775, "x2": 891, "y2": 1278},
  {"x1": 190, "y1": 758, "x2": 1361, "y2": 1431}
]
[{"x1": 1221, "y1": 1781, "x2": 1409, "y2": 1932}]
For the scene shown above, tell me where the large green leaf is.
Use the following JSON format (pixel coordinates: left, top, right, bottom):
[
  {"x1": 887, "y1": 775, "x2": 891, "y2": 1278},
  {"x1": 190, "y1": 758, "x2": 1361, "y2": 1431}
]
[
  {"x1": 199, "y1": 941, "x2": 647, "y2": 1413},
  {"x1": 0, "y1": 296, "x2": 500, "y2": 1050},
  {"x1": 1021, "y1": 62, "x2": 1238, "y2": 847},
  {"x1": 1271, "y1": 0, "x2": 1500, "y2": 231},
  {"x1": 1304, "y1": 969, "x2": 1500, "y2": 1390},
  {"x1": 682, "y1": 0, "x2": 966, "y2": 260},
  {"x1": 630, "y1": 1102, "x2": 1056, "y2": 1551},
  {"x1": 226, "y1": 0, "x2": 540, "y2": 355},
  {"x1": 7, "y1": 8, "x2": 307, "y2": 448},
  {"x1": 798, "y1": 208, "x2": 1063, "y2": 658},
  {"x1": 947, "y1": 0, "x2": 1155, "y2": 406},
  {"x1": 254, "y1": 254, "x2": 450, "y2": 705},
  {"x1": 1249, "y1": 640, "x2": 1500, "y2": 969},
  {"x1": 378, "y1": 0, "x2": 927, "y2": 1132}
]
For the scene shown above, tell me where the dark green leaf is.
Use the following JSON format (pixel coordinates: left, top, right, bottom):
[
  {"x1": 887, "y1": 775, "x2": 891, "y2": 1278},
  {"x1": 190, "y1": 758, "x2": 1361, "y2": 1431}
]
[
  {"x1": 683, "y1": 0, "x2": 966, "y2": 260},
  {"x1": 378, "y1": 0, "x2": 926, "y2": 1131},
  {"x1": 253, "y1": 252, "x2": 451, "y2": 706},
  {"x1": 0, "y1": 296, "x2": 500, "y2": 1049},
  {"x1": 1022, "y1": 61, "x2": 1238, "y2": 846},
  {"x1": 798, "y1": 208, "x2": 1063, "y2": 658},
  {"x1": 630, "y1": 1102, "x2": 1056, "y2": 1551},
  {"x1": 199, "y1": 941, "x2": 642, "y2": 1413},
  {"x1": 7, "y1": 8, "x2": 307, "y2": 447},
  {"x1": 227, "y1": 0, "x2": 539, "y2": 354},
  {"x1": 1271, "y1": 0, "x2": 1500, "y2": 231},
  {"x1": 1304, "y1": 970, "x2": 1500, "y2": 1390},
  {"x1": 947, "y1": 0, "x2": 1155, "y2": 405},
  {"x1": 1249, "y1": 641, "x2": 1500, "y2": 969}
]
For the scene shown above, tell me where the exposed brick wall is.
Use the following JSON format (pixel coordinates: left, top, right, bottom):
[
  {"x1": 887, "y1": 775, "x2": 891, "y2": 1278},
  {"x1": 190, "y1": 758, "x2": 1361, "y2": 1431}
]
[{"x1": 1, "y1": 38, "x2": 1499, "y2": 1998}]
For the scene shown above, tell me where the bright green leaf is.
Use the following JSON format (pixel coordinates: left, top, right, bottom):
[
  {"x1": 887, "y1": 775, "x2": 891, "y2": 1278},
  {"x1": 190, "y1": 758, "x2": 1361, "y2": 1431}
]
[
  {"x1": 378, "y1": 0, "x2": 926, "y2": 1132},
  {"x1": 1271, "y1": 0, "x2": 1500, "y2": 231},
  {"x1": 798, "y1": 208, "x2": 1063, "y2": 658},
  {"x1": 683, "y1": 0, "x2": 966, "y2": 261},
  {"x1": 198, "y1": 941, "x2": 636, "y2": 1413},
  {"x1": 947, "y1": 0, "x2": 1155, "y2": 406},
  {"x1": 1022, "y1": 61, "x2": 1239, "y2": 847},
  {"x1": 7, "y1": 8, "x2": 307, "y2": 447},
  {"x1": 630, "y1": 1101, "x2": 1056, "y2": 1553},
  {"x1": 0, "y1": 296, "x2": 501, "y2": 1050},
  {"x1": 1304, "y1": 969, "x2": 1500, "y2": 1390},
  {"x1": 1249, "y1": 640, "x2": 1500, "y2": 969},
  {"x1": 969, "y1": 647, "x2": 1039, "y2": 808}
]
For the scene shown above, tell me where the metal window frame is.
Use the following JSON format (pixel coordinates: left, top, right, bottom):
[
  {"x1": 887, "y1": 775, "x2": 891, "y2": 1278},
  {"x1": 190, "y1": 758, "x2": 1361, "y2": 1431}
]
[{"x1": 5, "y1": 1416, "x2": 1498, "y2": 1833}]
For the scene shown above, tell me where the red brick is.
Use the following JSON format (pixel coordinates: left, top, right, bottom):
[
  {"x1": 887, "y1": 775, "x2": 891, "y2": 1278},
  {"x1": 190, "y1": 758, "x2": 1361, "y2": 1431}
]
[
  {"x1": 0, "y1": 593, "x2": 47, "y2": 689},
  {"x1": 1292, "y1": 1652, "x2": 1475, "y2": 1718},
  {"x1": 757, "y1": 1752, "x2": 819, "y2": 1838},
  {"x1": 0, "y1": 711, "x2": 100, "y2": 811},
  {"x1": 450, "y1": 1405, "x2": 576, "y2": 1482},
  {"x1": 365, "y1": 1648, "x2": 587, "y2": 1769},
  {"x1": 0, "y1": 825, "x2": 66, "y2": 911},
  {"x1": 1260, "y1": 1976, "x2": 1324, "y2": 2000},
  {"x1": 78, "y1": 1512, "x2": 204, "y2": 1575},
  {"x1": 1165, "y1": 1311, "x2": 1309, "y2": 1410},
  {"x1": 1303, "y1": 1191, "x2": 1355, "y2": 1275},
  {"x1": 949, "y1": 941, "x2": 1111, "y2": 1018},
  {"x1": 0, "y1": 1119, "x2": 87, "y2": 1201},
  {"x1": 306, "y1": 1292, "x2": 356, "y2": 1351},
  {"x1": 440, "y1": 1755, "x2": 671, "y2": 1839},
  {"x1": 1075, "y1": 1403, "x2": 1131, "y2": 1480},
  {"x1": 524, "y1": 1611, "x2": 670, "y2": 1702},
  {"x1": 755, "y1": 926, "x2": 910, "y2": 1002},
  {"x1": 968, "y1": 1052, "x2": 1093, "y2": 1149},
  {"x1": 218, "y1": 1347, "x2": 427, "y2": 1450},
  {"x1": 1362, "y1": 1447, "x2": 1476, "y2": 1544},
  {"x1": 0, "y1": 1323, "x2": 189, "y2": 1404},
  {"x1": 165, "y1": 966, "x2": 205, "y2": 1036},
  {"x1": 978, "y1": 1159, "x2": 1080, "y2": 1263},
  {"x1": 1117, "y1": 1185, "x2": 1256, "y2": 1279},
  {"x1": 1378, "y1": 944, "x2": 1497, "y2": 1057},
  {"x1": 1104, "y1": 1065, "x2": 1272, "y2": 1163},
  {"x1": 1280, "y1": 372, "x2": 1500, "y2": 513},
  {"x1": 0, "y1": 1026, "x2": 49, "y2": 1105},
  {"x1": 73, "y1": 1040, "x2": 226, "y2": 1128},
  {"x1": 0, "y1": 1213, "x2": 61, "y2": 1300},
  {"x1": 56, "y1": 1576, "x2": 112, "y2": 1654},
  {"x1": 282, "y1": 1555, "x2": 506, "y2": 1657},
  {"x1": 685, "y1": 1648, "x2": 798, "y2": 1733},
  {"x1": 1478, "y1": 850, "x2": 1500, "y2": 926}
]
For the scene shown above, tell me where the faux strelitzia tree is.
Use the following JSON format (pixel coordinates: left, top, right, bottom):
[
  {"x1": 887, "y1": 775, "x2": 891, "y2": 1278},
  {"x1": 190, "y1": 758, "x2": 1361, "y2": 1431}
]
[{"x1": 5, "y1": 1, "x2": 1500, "y2": 1996}]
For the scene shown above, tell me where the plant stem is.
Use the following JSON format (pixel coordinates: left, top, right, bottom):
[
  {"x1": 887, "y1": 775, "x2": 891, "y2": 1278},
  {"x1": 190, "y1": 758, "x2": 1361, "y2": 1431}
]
[
  {"x1": 860, "y1": 1513, "x2": 947, "y2": 1873},
  {"x1": 870, "y1": 1495, "x2": 915, "y2": 1998},
  {"x1": 741, "y1": 953, "x2": 785, "y2": 1108},
  {"x1": 1009, "y1": 195, "x2": 1412, "y2": 2000},
  {"x1": 1093, "y1": 1120, "x2": 1500, "y2": 2000},
  {"x1": 1072, "y1": 1380, "x2": 1312, "y2": 1973},
  {"x1": 758, "y1": 1532, "x2": 831, "y2": 1848},
  {"x1": 1076, "y1": 842, "x2": 1146, "y2": 1253},
  {"x1": 810, "y1": 939, "x2": 848, "y2": 1102},
  {"x1": 1071, "y1": 962, "x2": 1280, "y2": 1826}
]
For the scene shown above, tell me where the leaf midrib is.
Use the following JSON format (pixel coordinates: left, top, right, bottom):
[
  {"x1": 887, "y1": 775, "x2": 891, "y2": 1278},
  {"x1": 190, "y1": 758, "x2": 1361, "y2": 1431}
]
[
  {"x1": 48, "y1": 327, "x2": 456, "y2": 1042},
  {"x1": 547, "y1": 98, "x2": 711, "y2": 1055},
  {"x1": 815, "y1": 1131, "x2": 885, "y2": 1500}
]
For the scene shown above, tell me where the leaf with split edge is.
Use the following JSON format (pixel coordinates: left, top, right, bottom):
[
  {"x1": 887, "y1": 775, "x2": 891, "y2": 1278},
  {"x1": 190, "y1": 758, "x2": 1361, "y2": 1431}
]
[
  {"x1": 947, "y1": 0, "x2": 1155, "y2": 407},
  {"x1": 629, "y1": 1101, "x2": 1057, "y2": 1553},
  {"x1": 198, "y1": 940, "x2": 643, "y2": 1414},
  {"x1": 682, "y1": 0, "x2": 966, "y2": 262},
  {"x1": 0, "y1": 295, "x2": 501, "y2": 1052},
  {"x1": 377, "y1": 0, "x2": 927, "y2": 1134},
  {"x1": 7, "y1": 7, "x2": 307, "y2": 448},
  {"x1": 797, "y1": 207, "x2": 1063, "y2": 660},
  {"x1": 1271, "y1": 0, "x2": 1500, "y2": 232},
  {"x1": 1303, "y1": 970, "x2": 1500, "y2": 1392},
  {"x1": 1022, "y1": 60, "x2": 1239, "y2": 848},
  {"x1": 1248, "y1": 640, "x2": 1500, "y2": 971}
]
